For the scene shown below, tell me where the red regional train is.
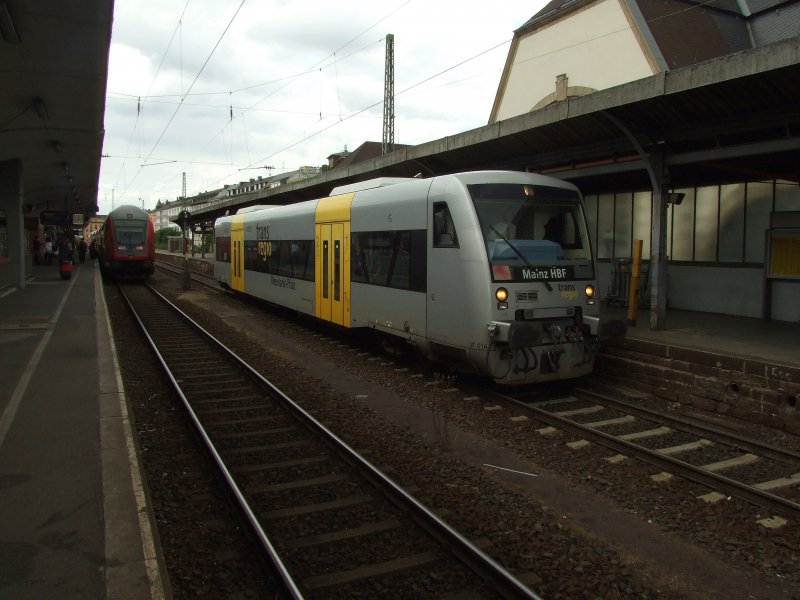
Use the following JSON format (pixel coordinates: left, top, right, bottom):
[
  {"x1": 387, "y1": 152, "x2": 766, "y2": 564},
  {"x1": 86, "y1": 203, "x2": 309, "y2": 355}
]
[{"x1": 97, "y1": 204, "x2": 155, "y2": 280}]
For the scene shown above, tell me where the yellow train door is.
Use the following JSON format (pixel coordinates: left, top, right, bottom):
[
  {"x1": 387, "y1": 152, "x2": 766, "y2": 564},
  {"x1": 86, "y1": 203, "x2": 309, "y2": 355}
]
[
  {"x1": 315, "y1": 194, "x2": 352, "y2": 326},
  {"x1": 315, "y1": 221, "x2": 348, "y2": 326},
  {"x1": 231, "y1": 216, "x2": 245, "y2": 292}
]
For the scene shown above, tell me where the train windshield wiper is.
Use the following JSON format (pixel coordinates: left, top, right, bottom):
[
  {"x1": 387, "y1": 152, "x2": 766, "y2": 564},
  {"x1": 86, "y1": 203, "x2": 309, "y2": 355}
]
[{"x1": 489, "y1": 226, "x2": 553, "y2": 292}]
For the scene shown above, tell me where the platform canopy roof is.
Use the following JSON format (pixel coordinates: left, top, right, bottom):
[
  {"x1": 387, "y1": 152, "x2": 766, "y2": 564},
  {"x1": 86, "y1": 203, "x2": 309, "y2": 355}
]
[
  {"x1": 189, "y1": 37, "x2": 799, "y2": 227},
  {"x1": 0, "y1": 0, "x2": 113, "y2": 219}
]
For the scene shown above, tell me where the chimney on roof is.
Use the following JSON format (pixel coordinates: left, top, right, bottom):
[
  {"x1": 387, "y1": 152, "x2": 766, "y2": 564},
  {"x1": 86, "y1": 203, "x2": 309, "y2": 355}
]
[{"x1": 327, "y1": 145, "x2": 351, "y2": 169}]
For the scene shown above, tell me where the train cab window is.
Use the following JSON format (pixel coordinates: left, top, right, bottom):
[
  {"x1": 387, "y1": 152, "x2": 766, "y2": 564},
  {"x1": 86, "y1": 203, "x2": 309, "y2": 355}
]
[
  {"x1": 433, "y1": 203, "x2": 458, "y2": 247},
  {"x1": 469, "y1": 183, "x2": 594, "y2": 278},
  {"x1": 114, "y1": 219, "x2": 147, "y2": 246}
]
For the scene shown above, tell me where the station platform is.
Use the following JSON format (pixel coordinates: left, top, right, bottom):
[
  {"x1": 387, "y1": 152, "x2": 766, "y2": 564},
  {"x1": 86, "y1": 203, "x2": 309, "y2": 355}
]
[
  {"x1": 604, "y1": 304, "x2": 800, "y2": 369},
  {"x1": 0, "y1": 259, "x2": 164, "y2": 599},
  {"x1": 0, "y1": 255, "x2": 796, "y2": 598}
]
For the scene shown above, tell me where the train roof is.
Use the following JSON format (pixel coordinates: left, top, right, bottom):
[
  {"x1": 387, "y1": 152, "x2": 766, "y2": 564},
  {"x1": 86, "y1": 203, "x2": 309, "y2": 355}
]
[
  {"x1": 236, "y1": 205, "x2": 281, "y2": 214},
  {"x1": 107, "y1": 204, "x2": 149, "y2": 219},
  {"x1": 330, "y1": 177, "x2": 414, "y2": 195}
]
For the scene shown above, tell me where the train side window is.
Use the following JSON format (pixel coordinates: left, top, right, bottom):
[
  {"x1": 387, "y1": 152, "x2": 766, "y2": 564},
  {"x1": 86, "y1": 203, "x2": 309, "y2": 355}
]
[
  {"x1": 351, "y1": 230, "x2": 426, "y2": 291},
  {"x1": 351, "y1": 234, "x2": 367, "y2": 283},
  {"x1": 278, "y1": 240, "x2": 293, "y2": 277},
  {"x1": 388, "y1": 231, "x2": 410, "y2": 289},
  {"x1": 291, "y1": 240, "x2": 312, "y2": 280},
  {"x1": 215, "y1": 237, "x2": 230, "y2": 262},
  {"x1": 268, "y1": 240, "x2": 281, "y2": 274},
  {"x1": 433, "y1": 203, "x2": 458, "y2": 247},
  {"x1": 351, "y1": 232, "x2": 391, "y2": 286}
]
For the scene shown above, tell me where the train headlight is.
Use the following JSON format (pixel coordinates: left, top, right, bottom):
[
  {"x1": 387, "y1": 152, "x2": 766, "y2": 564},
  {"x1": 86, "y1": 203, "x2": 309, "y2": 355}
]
[
  {"x1": 585, "y1": 284, "x2": 596, "y2": 305},
  {"x1": 495, "y1": 287, "x2": 509, "y2": 310}
]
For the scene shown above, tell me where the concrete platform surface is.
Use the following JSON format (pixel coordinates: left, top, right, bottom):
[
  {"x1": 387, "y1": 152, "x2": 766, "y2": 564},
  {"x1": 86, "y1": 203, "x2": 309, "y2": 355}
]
[{"x1": 0, "y1": 260, "x2": 164, "y2": 600}]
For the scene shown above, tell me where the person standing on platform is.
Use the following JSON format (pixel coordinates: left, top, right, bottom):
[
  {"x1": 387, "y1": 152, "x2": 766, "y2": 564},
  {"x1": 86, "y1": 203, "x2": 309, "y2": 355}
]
[
  {"x1": 78, "y1": 238, "x2": 87, "y2": 263},
  {"x1": 44, "y1": 237, "x2": 53, "y2": 264},
  {"x1": 57, "y1": 235, "x2": 73, "y2": 264},
  {"x1": 33, "y1": 236, "x2": 41, "y2": 265}
]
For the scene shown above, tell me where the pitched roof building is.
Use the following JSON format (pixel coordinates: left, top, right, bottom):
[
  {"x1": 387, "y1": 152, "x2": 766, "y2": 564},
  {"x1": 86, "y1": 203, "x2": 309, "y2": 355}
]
[
  {"x1": 490, "y1": 0, "x2": 799, "y2": 122},
  {"x1": 329, "y1": 141, "x2": 410, "y2": 171}
]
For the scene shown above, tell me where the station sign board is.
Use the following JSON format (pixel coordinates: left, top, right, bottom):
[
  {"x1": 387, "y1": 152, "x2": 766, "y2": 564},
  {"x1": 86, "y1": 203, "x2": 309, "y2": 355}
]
[{"x1": 40, "y1": 211, "x2": 72, "y2": 226}]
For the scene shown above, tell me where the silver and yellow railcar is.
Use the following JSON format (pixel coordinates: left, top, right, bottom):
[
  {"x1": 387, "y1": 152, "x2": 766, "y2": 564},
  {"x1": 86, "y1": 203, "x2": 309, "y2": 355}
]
[{"x1": 214, "y1": 170, "x2": 617, "y2": 385}]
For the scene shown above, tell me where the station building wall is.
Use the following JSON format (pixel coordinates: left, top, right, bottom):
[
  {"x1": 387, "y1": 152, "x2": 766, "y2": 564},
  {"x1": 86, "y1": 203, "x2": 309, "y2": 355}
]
[
  {"x1": 493, "y1": 0, "x2": 655, "y2": 121},
  {"x1": 584, "y1": 179, "x2": 800, "y2": 322}
]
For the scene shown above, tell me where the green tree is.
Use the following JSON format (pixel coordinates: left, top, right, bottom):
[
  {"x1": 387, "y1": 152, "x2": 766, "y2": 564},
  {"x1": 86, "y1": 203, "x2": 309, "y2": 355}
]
[{"x1": 155, "y1": 227, "x2": 180, "y2": 248}]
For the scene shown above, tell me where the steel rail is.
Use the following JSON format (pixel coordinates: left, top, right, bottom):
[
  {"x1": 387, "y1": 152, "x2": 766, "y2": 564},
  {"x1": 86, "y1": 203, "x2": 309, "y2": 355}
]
[
  {"x1": 489, "y1": 389, "x2": 800, "y2": 519},
  {"x1": 576, "y1": 386, "x2": 800, "y2": 465},
  {"x1": 119, "y1": 284, "x2": 303, "y2": 599},
  {"x1": 124, "y1": 282, "x2": 541, "y2": 599},
  {"x1": 154, "y1": 258, "x2": 222, "y2": 289}
]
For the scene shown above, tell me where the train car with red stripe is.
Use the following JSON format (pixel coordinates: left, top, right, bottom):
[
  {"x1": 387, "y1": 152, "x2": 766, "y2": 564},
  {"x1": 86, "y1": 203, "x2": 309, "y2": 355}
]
[{"x1": 97, "y1": 204, "x2": 155, "y2": 280}]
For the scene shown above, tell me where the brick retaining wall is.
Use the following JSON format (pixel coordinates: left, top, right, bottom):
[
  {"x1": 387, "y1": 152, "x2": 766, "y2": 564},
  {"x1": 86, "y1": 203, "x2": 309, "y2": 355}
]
[{"x1": 595, "y1": 338, "x2": 800, "y2": 434}]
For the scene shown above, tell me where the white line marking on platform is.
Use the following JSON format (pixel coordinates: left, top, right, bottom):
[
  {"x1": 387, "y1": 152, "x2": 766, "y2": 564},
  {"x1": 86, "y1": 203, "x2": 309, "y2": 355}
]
[{"x1": 0, "y1": 272, "x2": 77, "y2": 449}]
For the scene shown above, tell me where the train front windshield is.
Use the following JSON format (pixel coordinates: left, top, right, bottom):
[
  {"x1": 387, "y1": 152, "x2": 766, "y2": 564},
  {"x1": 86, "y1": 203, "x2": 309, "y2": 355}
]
[
  {"x1": 468, "y1": 183, "x2": 594, "y2": 283},
  {"x1": 114, "y1": 220, "x2": 147, "y2": 247}
]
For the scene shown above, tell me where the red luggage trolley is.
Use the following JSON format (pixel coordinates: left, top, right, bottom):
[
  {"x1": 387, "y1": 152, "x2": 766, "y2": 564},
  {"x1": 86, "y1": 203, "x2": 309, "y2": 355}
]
[{"x1": 59, "y1": 260, "x2": 72, "y2": 280}]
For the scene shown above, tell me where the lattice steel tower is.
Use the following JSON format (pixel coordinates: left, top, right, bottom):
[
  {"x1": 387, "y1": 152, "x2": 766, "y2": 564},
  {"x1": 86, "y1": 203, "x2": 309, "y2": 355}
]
[{"x1": 382, "y1": 34, "x2": 395, "y2": 155}]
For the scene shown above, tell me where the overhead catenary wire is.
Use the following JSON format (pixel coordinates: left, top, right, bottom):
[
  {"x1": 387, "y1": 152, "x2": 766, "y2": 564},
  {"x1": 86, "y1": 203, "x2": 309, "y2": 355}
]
[
  {"x1": 110, "y1": 0, "x2": 192, "y2": 193},
  {"x1": 229, "y1": 0, "x2": 730, "y2": 183},
  {"x1": 112, "y1": 0, "x2": 191, "y2": 195},
  {"x1": 117, "y1": 0, "x2": 247, "y2": 202},
  {"x1": 112, "y1": 0, "x2": 721, "y2": 203},
  {"x1": 117, "y1": 2, "x2": 415, "y2": 199}
]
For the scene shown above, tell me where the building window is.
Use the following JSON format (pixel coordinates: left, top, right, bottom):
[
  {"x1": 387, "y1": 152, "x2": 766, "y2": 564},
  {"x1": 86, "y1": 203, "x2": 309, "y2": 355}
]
[
  {"x1": 596, "y1": 193, "x2": 614, "y2": 259},
  {"x1": 613, "y1": 192, "x2": 633, "y2": 258},
  {"x1": 746, "y1": 182, "x2": 773, "y2": 262},
  {"x1": 586, "y1": 180, "x2": 800, "y2": 265},
  {"x1": 719, "y1": 183, "x2": 745, "y2": 263}
]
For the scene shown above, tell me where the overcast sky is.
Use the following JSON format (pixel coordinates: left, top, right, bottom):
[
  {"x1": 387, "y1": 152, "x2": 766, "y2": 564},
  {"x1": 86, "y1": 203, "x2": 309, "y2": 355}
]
[{"x1": 99, "y1": 0, "x2": 543, "y2": 214}]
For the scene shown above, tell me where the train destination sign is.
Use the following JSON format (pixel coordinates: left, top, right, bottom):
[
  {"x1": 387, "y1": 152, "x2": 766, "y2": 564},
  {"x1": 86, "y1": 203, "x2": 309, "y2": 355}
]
[
  {"x1": 492, "y1": 264, "x2": 576, "y2": 282},
  {"x1": 520, "y1": 266, "x2": 573, "y2": 281}
]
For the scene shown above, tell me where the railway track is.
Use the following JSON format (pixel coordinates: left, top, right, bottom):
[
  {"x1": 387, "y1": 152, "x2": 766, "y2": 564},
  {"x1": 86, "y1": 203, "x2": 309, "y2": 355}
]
[
  {"x1": 118, "y1": 282, "x2": 540, "y2": 599},
  {"x1": 154, "y1": 256, "x2": 221, "y2": 289},
  {"x1": 490, "y1": 385, "x2": 800, "y2": 521}
]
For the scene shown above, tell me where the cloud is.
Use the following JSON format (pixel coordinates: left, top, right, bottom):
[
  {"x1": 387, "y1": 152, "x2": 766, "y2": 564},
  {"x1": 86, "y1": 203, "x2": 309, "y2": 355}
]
[{"x1": 99, "y1": 0, "x2": 541, "y2": 212}]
